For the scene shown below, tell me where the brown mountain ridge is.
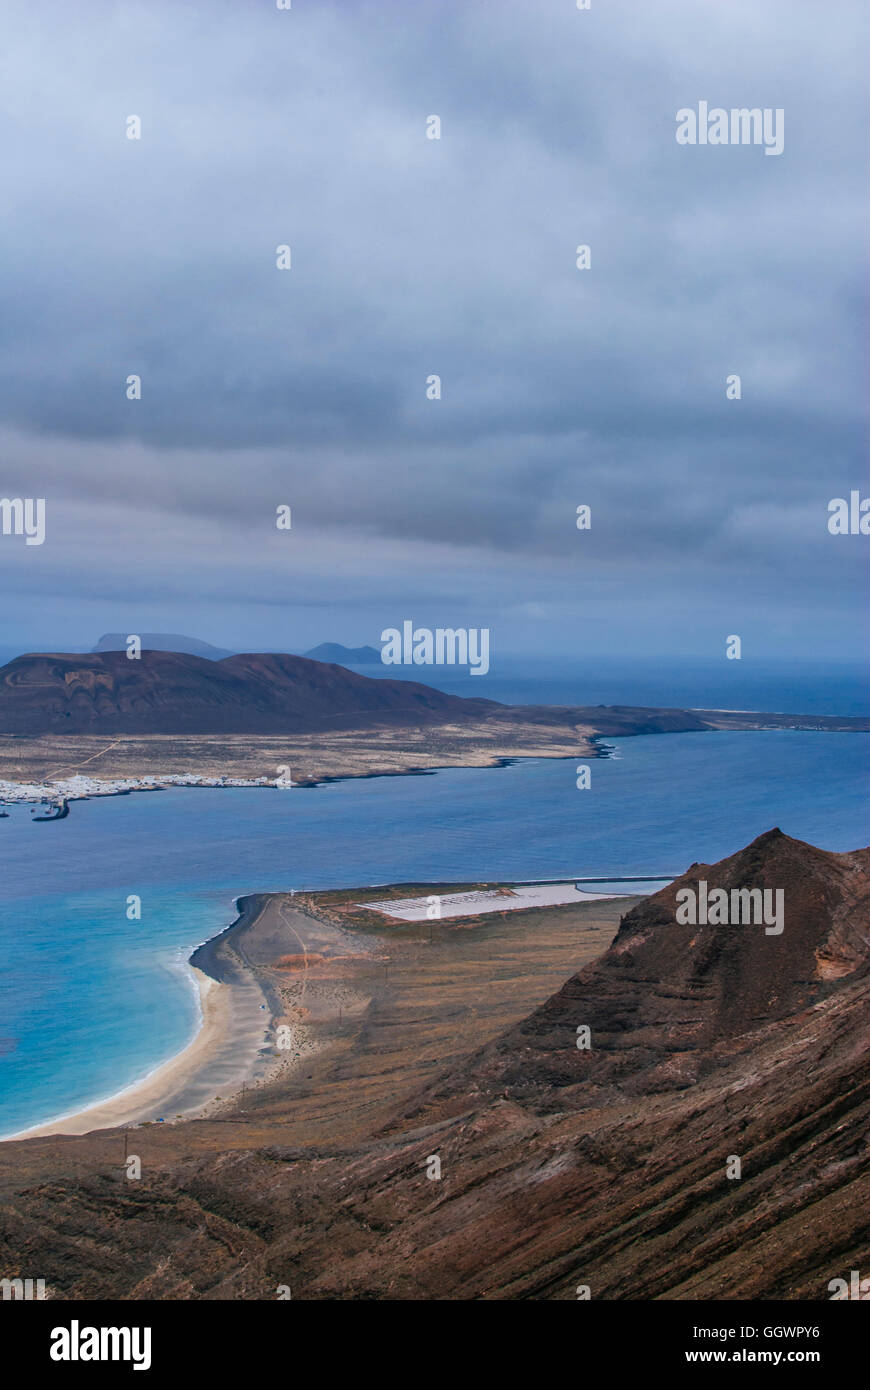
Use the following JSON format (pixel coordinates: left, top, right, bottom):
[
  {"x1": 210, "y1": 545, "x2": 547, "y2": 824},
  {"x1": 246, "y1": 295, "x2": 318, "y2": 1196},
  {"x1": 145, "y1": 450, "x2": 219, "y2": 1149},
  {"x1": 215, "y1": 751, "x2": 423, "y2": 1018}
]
[
  {"x1": 401, "y1": 828, "x2": 870, "y2": 1120},
  {"x1": 0, "y1": 650, "x2": 496, "y2": 735}
]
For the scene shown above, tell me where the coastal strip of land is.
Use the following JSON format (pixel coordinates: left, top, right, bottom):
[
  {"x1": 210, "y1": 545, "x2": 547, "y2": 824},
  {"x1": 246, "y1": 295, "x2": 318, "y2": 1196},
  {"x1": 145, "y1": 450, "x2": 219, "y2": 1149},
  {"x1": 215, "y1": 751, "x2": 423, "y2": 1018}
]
[
  {"x1": 0, "y1": 881, "x2": 635, "y2": 1148},
  {"x1": 0, "y1": 704, "x2": 867, "y2": 808},
  {"x1": 0, "y1": 717, "x2": 597, "y2": 801}
]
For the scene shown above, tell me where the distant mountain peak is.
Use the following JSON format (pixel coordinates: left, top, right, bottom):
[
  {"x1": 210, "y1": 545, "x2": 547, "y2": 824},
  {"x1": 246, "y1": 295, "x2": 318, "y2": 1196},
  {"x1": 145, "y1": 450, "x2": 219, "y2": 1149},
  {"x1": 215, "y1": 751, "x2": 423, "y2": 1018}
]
[
  {"x1": 304, "y1": 642, "x2": 382, "y2": 665},
  {"x1": 92, "y1": 633, "x2": 233, "y2": 660}
]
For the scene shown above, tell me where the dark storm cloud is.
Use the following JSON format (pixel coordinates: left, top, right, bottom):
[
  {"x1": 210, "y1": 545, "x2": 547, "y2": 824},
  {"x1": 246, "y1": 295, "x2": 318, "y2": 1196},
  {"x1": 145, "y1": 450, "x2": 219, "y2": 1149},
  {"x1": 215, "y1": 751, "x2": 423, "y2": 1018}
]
[{"x1": 0, "y1": 0, "x2": 866, "y2": 652}]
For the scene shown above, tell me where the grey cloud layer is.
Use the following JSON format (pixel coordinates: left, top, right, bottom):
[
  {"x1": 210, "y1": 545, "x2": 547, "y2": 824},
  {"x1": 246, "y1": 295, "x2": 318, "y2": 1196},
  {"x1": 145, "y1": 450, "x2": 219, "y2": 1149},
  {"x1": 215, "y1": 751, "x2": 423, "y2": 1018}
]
[{"x1": 0, "y1": 0, "x2": 866, "y2": 651}]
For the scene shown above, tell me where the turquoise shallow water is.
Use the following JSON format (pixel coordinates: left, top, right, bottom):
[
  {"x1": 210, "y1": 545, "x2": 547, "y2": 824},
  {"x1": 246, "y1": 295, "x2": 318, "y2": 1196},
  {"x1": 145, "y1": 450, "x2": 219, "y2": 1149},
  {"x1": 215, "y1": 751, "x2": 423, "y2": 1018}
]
[{"x1": 0, "y1": 729, "x2": 868, "y2": 1137}]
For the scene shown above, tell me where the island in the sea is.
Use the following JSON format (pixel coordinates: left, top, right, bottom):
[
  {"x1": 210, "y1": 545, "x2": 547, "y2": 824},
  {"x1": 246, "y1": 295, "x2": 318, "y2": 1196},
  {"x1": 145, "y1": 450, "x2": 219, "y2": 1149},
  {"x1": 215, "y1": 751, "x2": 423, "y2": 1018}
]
[
  {"x1": 303, "y1": 641, "x2": 382, "y2": 664},
  {"x1": 0, "y1": 649, "x2": 867, "y2": 803}
]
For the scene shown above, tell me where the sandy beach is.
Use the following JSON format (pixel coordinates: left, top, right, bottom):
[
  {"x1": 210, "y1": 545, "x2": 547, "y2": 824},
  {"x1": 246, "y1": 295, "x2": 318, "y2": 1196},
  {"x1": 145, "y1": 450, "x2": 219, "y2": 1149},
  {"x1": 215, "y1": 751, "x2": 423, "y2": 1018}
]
[
  {"x1": 5, "y1": 948, "x2": 275, "y2": 1141},
  {"x1": 0, "y1": 890, "x2": 364, "y2": 1144}
]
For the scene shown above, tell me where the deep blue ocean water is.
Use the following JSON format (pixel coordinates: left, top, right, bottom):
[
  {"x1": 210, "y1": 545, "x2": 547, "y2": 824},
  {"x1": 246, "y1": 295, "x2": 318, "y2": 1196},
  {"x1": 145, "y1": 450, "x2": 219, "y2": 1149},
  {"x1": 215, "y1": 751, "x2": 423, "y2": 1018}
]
[
  {"x1": 1, "y1": 728, "x2": 868, "y2": 1137},
  {"x1": 354, "y1": 656, "x2": 870, "y2": 716}
]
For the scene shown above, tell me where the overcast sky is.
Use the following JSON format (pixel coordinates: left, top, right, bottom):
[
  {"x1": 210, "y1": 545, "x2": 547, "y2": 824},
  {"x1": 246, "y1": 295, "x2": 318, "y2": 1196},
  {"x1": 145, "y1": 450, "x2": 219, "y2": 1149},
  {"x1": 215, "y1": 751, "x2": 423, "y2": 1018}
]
[{"x1": 0, "y1": 0, "x2": 866, "y2": 663}]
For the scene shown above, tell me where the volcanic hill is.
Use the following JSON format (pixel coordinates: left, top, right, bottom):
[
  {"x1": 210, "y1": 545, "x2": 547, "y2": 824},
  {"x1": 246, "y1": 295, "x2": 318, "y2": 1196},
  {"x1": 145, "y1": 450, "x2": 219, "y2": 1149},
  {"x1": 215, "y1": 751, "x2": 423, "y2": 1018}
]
[
  {"x1": 0, "y1": 650, "x2": 497, "y2": 735},
  {"x1": 407, "y1": 827, "x2": 870, "y2": 1117}
]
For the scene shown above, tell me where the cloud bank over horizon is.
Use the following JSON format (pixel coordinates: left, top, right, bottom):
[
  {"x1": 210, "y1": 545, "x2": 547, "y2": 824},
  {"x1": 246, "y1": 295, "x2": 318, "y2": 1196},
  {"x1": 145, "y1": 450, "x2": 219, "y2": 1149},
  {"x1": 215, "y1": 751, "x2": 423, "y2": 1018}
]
[{"x1": 0, "y1": 0, "x2": 866, "y2": 662}]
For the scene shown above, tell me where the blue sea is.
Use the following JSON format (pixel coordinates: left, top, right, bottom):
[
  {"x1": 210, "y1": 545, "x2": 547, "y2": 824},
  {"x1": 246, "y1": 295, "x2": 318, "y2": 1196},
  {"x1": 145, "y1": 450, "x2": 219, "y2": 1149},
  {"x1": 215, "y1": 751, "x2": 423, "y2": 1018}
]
[
  {"x1": 350, "y1": 655, "x2": 870, "y2": 717},
  {"x1": 1, "y1": 727, "x2": 868, "y2": 1137}
]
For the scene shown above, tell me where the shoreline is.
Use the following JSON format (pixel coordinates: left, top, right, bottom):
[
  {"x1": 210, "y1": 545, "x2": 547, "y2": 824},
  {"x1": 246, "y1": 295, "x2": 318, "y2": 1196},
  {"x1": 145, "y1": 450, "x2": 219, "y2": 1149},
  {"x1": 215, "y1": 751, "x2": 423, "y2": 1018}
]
[
  {"x1": 2, "y1": 897, "x2": 277, "y2": 1143},
  {"x1": 0, "y1": 751, "x2": 579, "y2": 810},
  {"x1": 3, "y1": 966, "x2": 218, "y2": 1141},
  {"x1": 1, "y1": 872, "x2": 645, "y2": 1145},
  {"x1": 2, "y1": 716, "x2": 868, "y2": 814}
]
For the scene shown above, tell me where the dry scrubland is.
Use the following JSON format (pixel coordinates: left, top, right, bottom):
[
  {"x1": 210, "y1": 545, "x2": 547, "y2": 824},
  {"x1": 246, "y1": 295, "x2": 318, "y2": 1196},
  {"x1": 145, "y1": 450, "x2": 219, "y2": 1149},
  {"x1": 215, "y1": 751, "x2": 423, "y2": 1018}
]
[{"x1": 0, "y1": 720, "x2": 597, "y2": 786}]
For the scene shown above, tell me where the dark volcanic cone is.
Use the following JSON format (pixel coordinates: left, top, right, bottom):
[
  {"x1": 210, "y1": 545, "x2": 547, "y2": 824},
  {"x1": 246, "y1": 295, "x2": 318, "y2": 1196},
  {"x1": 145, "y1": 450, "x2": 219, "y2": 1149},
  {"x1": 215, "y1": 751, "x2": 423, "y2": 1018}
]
[{"x1": 406, "y1": 830, "x2": 870, "y2": 1115}]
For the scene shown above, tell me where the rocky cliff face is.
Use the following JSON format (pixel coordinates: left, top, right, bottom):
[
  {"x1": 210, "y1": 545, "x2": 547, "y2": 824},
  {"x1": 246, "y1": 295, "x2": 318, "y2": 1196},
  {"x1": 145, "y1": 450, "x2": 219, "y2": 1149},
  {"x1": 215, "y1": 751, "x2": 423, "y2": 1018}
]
[{"x1": 1, "y1": 831, "x2": 867, "y2": 1300}]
